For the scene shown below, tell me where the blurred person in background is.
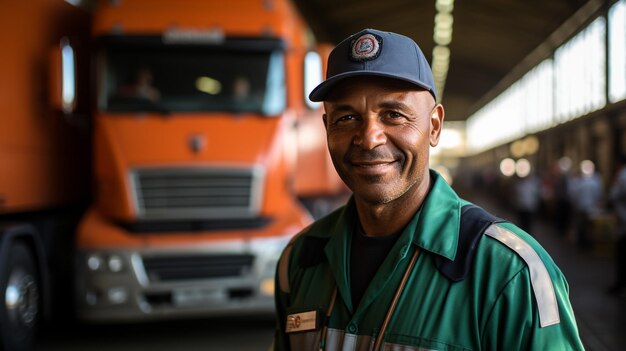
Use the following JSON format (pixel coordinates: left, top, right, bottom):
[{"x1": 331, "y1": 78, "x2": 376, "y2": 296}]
[
  {"x1": 118, "y1": 66, "x2": 161, "y2": 102},
  {"x1": 553, "y1": 157, "x2": 574, "y2": 237},
  {"x1": 513, "y1": 171, "x2": 541, "y2": 234},
  {"x1": 608, "y1": 154, "x2": 626, "y2": 296},
  {"x1": 232, "y1": 75, "x2": 252, "y2": 101},
  {"x1": 570, "y1": 160, "x2": 603, "y2": 250},
  {"x1": 273, "y1": 28, "x2": 583, "y2": 351}
]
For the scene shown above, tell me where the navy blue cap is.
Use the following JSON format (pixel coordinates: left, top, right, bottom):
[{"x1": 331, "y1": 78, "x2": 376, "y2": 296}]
[{"x1": 309, "y1": 28, "x2": 437, "y2": 102}]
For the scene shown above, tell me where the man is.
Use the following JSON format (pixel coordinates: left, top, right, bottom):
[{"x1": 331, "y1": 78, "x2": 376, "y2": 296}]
[
  {"x1": 274, "y1": 29, "x2": 583, "y2": 350},
  {"x1": 513, "y1": 172, "x2": 541, "y2": 234},
  {"x1": 570, "y1": 160, "x2": 603, "y2": 250}
]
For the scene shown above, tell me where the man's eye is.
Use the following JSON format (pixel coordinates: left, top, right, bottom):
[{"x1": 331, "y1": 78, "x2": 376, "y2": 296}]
[
  {"x1": 386, "y1": 111, "x2": 404, "y2": 119},
  {"x1": 336, "y1": 115, "x2": 356, "y2": 122}
]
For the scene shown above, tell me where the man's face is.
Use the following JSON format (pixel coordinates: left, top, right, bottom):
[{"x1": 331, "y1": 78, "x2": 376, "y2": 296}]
[{"x1": 323, "y1": 77, "x2": 444, "y2": 205}]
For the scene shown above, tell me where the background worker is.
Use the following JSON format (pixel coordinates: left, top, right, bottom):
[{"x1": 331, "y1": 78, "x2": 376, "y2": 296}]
[{"x1": 608, "y1": 154, "x2": 626, "y2": 296}]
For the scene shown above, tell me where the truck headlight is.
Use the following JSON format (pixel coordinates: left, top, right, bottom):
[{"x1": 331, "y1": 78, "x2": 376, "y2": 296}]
[
  {"x1": 108, "y1": 255, "x2": 124, "y2": 272},
  {"x1": 87, "y1": 254, "x2": 104, "y2": 271},
  {"x1": 86, "y1": 253, "x2": 125, "y2": 273},
  {"x1": 260, "y1": 278, "x2": 275, "y2": 296},
  {"x1": 107, "y1": 287, "x2": 128, "y2": 304}
]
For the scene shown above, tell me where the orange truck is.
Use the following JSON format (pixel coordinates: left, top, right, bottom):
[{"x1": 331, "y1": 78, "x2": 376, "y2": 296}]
[
  {"x1": 0, "y1": 1, "x2": 91, "y2": 350},
  {"x1": 74, "y1": 0, "x2": 343, "y2": 322}
]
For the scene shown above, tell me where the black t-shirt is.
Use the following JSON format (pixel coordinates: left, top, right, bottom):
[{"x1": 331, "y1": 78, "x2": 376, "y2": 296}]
[{"x1": 350, "y1": 222, "x2": 403, "y2": 309}]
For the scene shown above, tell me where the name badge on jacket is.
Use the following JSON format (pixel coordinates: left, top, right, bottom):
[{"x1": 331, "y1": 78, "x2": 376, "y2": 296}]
[{"x1": 286, "y1": 310, "x2": 319, "y2": 333}]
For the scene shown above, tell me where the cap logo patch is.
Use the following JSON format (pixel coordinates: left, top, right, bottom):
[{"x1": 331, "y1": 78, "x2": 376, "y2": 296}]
[{"x1": 350, "y1": 33, "x2": 382, "y2": 61}]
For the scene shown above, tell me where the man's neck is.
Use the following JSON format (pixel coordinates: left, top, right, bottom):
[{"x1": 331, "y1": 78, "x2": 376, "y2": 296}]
[{"x1": 355, "y1": 175, "x2": 432, "y2": 237}]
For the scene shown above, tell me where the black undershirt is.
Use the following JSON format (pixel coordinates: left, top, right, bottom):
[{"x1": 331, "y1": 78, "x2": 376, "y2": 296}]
[{"x1": 350, "y1": 222, "x2": 403, "y2": 309}]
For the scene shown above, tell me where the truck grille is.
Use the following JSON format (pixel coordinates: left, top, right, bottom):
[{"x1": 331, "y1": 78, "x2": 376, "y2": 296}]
[
  {"x1": 131, "y1": 167, "x2": 263, "y2": 220},
  {"x1": 142, "y1": 254, "x2": 254, "y2": 282}
]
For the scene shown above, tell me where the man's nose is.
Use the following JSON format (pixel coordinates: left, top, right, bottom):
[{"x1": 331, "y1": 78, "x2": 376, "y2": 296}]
[{"x1": 353, "y1": 118, "x2": 387, "y2": 149}]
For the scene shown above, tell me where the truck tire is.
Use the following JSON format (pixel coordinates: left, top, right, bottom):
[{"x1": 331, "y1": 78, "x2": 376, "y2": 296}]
[{"x1": 0, "y1": 241, "x2": 40, "y2": 351}]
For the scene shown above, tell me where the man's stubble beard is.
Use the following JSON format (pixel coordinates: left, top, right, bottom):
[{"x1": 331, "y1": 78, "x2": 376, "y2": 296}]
[
  {"x1": 334, "y1": 160, "x2": 421, "y2": 206},
  {"x1": 357, "y1": 172, "x2": 420, "y2": 205}
]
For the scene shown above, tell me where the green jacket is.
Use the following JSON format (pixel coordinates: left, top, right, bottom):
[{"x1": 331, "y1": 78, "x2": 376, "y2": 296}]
[{"x1": 274, "y1": 171, "x2": 584, "y2": 350}]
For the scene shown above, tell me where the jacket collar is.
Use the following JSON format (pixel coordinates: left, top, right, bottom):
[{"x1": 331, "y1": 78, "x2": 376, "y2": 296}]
[
  {"x1": 411, "y1": 170, "x2": 462, "y2": 261},
  {"x1": 310, "y1": 170, "x2": 462, "y2": 261}
]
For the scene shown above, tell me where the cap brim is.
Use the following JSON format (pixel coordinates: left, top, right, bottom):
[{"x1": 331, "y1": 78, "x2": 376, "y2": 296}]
[{"x1": 308, "y1": 71, "x2": 434, "y2": 102}]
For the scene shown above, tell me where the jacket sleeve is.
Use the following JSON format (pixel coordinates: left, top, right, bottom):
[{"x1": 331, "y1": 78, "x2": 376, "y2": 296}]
[{"x1": 481, "y1": 267, "x2": 584, "y2": 350}]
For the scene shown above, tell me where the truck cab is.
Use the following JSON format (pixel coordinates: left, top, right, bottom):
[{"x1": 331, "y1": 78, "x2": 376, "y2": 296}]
[{"x1": 75, "y1": 0, "x2": 333, "y2": 321}]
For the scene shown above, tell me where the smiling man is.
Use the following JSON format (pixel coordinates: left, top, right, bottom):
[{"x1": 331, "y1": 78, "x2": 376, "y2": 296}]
[{"x1": 273, "y1": 29, "x2": 584, "y2": 350}]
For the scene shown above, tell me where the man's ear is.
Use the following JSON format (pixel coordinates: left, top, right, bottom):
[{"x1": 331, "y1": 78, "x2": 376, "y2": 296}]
[
  {"x1": 429, "y1": 104, "x2": 445, "y2": 147},
  {"x1": 322, "y1": 113, "x2": 328, "y2": 131}
]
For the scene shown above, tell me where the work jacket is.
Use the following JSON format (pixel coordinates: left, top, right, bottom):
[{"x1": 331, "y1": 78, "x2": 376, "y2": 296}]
[{"x1": 274, "y1": 171, "x2": 584, "y2": 351}]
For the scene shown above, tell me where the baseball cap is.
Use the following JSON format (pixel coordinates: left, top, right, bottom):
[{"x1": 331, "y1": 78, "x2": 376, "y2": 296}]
[{"x1": 309, "y1": 28, "x2": 437, "y2": 102}]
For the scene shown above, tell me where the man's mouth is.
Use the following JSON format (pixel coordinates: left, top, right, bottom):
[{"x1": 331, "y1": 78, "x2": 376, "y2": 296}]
[
  {"x1": 351, "y1": 160, "x2": 395, "y2": 166},
  {"x1": 350, "y1": 160, "x2": 397, "y2": 174}
]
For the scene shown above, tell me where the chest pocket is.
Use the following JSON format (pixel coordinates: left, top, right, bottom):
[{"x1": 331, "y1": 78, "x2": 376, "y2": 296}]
[{"x1": 288, "y1": 330, "x2": 322, "y2": 351}]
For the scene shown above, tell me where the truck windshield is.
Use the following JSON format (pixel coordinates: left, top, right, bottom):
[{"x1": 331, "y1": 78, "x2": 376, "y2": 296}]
[{"x1": 100, "y1": 39, "x2": 286, "y2": 115}]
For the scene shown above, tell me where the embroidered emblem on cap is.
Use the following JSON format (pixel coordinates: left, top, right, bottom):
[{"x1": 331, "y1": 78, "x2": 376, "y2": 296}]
[{"x1": 350, "y1": 33, "x2": 382, "y2": 61}]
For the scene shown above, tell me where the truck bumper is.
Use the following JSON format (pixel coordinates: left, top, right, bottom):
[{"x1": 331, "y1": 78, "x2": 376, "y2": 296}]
[{"x1": 74, "y1": 207, "x2": 310, "y2": 322}]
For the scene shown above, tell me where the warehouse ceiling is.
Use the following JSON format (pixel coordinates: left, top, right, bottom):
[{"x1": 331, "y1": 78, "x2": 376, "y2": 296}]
[{"x1": 293, "y1": 0, "x2": 596, "y2": 121}]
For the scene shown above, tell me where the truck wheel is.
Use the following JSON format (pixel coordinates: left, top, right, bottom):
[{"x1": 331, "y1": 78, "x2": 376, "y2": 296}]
[{"x1": 0, "y1": 241, "x2": 40, "y2": 351}]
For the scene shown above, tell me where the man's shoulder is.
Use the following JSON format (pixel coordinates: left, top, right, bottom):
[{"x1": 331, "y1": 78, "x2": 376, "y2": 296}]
[
  {"x1": 481, "y1": 222, "x2": 559, "y2": 269},
  {"x1": 475, "y1": 221, "x2": 566, "y2": 318},
  {"x1": 276, "y1": 204, "x2": 348, "y2": 294},
  {"x1": 435, "y1": 202, "x2": 501, "y2": 281},
  {"x1": 454, "y1": 203, "x2": 559, "y2": 272},
  {"x1": 281, "y1": 204, "x2": 347, "y2": 263},
  {"x1": 476, "y1": 221, "x2": 565, "y2": 327},
  {"x1": 470, "y1": 220, "x2": 562, "y2": 282}
]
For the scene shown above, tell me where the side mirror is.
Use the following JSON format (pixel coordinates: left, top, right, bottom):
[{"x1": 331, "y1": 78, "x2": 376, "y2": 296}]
[
  {"x1": 316, "y1": 43, "x2": 334, "y2": 75},
  {"x1": 303, "y1": 51, "x2": 323, "y2": 110},
  {"x1": 303, "y1": 43, "x2": 334, "y2": 110},
  {"x1": 49, "y1": 37, "x2": 77, "y2": 114}
]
